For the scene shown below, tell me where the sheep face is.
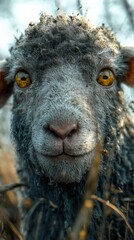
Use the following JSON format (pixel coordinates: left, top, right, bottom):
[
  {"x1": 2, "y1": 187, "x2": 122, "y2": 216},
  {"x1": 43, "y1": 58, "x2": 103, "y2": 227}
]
[{"x1": 11, "y1": 59, "x2": 118, "y2": 184}]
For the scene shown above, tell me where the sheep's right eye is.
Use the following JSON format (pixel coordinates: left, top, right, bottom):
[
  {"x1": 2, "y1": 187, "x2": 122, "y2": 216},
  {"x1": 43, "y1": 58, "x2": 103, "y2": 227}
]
[
  {"x1": 97, "y1": 69, "x2": 115, "y2": 87},
  {"x1": 15, "y1": 71, "x2": 32, "y2": 88}
]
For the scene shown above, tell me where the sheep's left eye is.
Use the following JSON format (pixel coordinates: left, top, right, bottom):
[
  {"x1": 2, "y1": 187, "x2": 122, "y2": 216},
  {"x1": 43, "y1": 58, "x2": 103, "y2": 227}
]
[
  {"x1": 97, "y1": 69, "x2": 115, "y2": 86},
  {"x1": 15, "y1": 71, "x2": 32, "y2": 88}
]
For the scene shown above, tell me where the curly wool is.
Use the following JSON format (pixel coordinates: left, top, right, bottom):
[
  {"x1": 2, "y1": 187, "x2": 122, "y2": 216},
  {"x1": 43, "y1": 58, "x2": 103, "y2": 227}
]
[{"x1": 9, "y1": 14, "x2": 120, "y2": 68}]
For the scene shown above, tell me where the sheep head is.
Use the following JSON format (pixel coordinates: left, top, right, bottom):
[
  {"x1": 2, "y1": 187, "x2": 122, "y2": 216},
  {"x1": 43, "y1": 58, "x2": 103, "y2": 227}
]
[{"x1": 0, "y1": 15, "x2": 134, "y2": 184}]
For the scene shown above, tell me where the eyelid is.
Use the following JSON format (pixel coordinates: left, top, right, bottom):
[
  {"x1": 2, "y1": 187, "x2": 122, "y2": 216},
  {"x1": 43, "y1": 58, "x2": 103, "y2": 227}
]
[{"x1": 99, "y1": 66, "x2": 115, "y2": 74}]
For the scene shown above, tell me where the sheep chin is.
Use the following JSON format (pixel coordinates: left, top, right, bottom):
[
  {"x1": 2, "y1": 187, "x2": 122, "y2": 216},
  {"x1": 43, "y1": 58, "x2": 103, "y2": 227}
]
[{"x1": 35, "y1": 149, "x2": 96, "y2": 183}]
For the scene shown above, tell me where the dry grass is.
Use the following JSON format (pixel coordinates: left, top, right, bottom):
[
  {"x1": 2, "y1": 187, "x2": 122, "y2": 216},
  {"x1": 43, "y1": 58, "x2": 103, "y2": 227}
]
[{"x1": 67, "y1": 141, "x2": 102, "y2": 240}]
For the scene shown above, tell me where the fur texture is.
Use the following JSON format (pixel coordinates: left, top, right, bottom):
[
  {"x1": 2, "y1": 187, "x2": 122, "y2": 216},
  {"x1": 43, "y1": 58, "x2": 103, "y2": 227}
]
[{"x1": 1, "y1": 14, "x2": 134, "y2": 239}]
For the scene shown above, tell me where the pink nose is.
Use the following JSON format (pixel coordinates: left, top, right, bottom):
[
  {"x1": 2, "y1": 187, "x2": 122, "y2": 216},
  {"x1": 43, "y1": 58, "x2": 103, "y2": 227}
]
[{"x1": 48, "y1": 123, "x2": 78, "y2": 140}]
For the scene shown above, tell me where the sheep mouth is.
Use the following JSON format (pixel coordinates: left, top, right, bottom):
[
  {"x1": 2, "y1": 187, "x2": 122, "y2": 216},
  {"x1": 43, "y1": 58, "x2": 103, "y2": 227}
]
[
  {"x1": 51, "y1": 153, "x2": 81, "y2": 161},
  {"x1": 40, "y1": 149, "x2": 95, "y2": 161}
]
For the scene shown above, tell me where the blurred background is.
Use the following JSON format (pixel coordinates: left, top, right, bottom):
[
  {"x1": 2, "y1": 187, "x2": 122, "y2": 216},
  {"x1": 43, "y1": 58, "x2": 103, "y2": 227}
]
[{"x1": 0, "y1": 0, "x2": 134, "y2": 185}]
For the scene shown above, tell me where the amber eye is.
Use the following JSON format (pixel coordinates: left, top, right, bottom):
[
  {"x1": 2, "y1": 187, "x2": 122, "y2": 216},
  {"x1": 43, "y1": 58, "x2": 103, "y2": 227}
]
[
  {"x1": 15, "y1": 71, "x2": 32, "y2": 88},
  {"x1": 97, "y1": 69, "x2": 115, "y2": 86}
]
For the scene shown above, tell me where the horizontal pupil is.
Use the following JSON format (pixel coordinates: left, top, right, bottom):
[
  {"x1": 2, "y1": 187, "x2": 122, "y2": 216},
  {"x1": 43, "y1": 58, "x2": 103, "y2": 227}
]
[
  {"x1": 21, "y1": 77, "x2": 27, "y2": 81},
  {"x1": 103, "y1": 75, "x2": 109, "y2": 79}
]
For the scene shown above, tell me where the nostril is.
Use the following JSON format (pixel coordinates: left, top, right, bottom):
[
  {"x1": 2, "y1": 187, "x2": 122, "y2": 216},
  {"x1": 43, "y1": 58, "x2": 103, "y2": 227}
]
[
  {"x1": 68, "y1": 124, "x2": 78, "y2": 137},
  {"x1": 48, "y1": 123, "x2": 78, "y2": 140}
]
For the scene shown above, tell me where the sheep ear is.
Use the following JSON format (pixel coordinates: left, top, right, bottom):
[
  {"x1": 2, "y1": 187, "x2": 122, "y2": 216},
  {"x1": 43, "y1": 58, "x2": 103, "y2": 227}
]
[
  {"x1": 0, "y1": 60, "x2": 13, "y2": 108},
  {"x1": 121, "y1": 47, "x2": 134, "y2": 87}
]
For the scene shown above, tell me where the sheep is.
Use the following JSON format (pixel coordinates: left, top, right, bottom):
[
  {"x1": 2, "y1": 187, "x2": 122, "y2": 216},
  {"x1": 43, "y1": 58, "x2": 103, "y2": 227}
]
[{"x1": 0, "y1": 14, "x2": 134, "y2": 240}]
